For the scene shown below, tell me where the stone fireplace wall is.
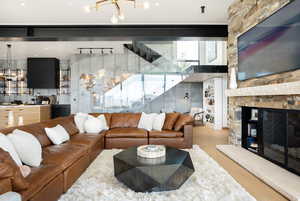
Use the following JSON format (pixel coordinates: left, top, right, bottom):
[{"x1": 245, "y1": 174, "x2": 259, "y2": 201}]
[{"x1": 228, "y1": 0, "x2": 300, "y2": 145}]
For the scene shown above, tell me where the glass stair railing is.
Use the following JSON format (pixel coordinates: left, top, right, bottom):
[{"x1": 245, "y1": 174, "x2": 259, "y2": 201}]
[
  {"x1": 94, "y1": 73, "x2": 188, "y2": 112},
  {"x1": 91, "y1": 42, "x2": 193, "y2": 113}
]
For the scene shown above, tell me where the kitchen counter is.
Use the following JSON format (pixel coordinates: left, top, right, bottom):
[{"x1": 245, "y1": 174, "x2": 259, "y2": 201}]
[
  {"x1": 0, "y1": 104, "x2": 50, "y2": 108},
  {"x1": 0, "y1": 105, "x2": 51, "y2": 129}
]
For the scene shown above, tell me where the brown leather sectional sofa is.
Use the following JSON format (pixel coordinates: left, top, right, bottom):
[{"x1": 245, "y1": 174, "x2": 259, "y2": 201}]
[
  {"x1": 0, "y1": 112, "x2": 193, "y2": 201},
  {"x1": 95, "y1": 113, "x2": 193, "y2": 149}
]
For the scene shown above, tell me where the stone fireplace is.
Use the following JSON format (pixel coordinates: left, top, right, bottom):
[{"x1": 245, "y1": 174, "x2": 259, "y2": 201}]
[{"x1": 227, "y1": 0, "x2": 300, "y2": 146}]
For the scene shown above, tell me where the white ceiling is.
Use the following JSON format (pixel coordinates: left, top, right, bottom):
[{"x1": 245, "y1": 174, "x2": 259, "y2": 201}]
[{"x1": 0, "y1": 0, "x2": 233, "y2": 25}]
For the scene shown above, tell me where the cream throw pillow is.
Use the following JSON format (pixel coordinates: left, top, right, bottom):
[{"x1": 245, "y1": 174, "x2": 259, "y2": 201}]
[
  {"x1": 138, "y1": 112, "x2": 156, "y2": 131},
  {"x1": 97, "y1": 115, "x2": 109, "y2": 130},
  {"x1": 74, "y1": 113, "x2": 91, "y2": 133},
  {"x1": 84, "y1": 115, "x2": 107, "y2": 134},
  {"x1": 152, "y1": 113, "x2": 166, "y2": 131},
  {"x1": 45, "y1": 124, "x2": 70, "y2": 145},
  {"x1": 0, "y1": 133, "x2": 22, "y2": 166},
  {"x1": 8, "y1": 129, "x2": 42, "y2": 167}
]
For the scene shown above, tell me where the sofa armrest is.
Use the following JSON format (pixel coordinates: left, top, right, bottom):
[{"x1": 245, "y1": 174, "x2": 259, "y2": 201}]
[
  {"x1": 183, "y1": 123, "x2": 193, "y2": 148},
  {"x1": 0, "y1": 179, "x2": 12, "y2": 196}
]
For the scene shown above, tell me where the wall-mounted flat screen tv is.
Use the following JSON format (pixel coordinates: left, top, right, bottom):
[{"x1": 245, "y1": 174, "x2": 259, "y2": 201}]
[
  {"x1": 238, "y1": 0, "x2": 300, "y2": 81},
  {"x1": 27, "y1": 58, "x2": 60, "y2": 89}
]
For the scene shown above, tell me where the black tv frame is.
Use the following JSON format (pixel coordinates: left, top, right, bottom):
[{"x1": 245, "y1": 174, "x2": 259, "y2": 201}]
[{"x1": 237, "y1": 0, "x2": 297, "y2": 81}]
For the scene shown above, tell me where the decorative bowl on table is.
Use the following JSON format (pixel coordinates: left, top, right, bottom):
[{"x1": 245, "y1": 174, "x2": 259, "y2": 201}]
[{"x1": 137, "y1": 145, "x2": 166, "y2": 159}]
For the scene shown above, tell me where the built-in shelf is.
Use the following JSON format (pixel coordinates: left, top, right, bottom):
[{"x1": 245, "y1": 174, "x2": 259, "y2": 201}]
[{"x1": 225, "y1": 81, "x2": 300, "y2": 97}]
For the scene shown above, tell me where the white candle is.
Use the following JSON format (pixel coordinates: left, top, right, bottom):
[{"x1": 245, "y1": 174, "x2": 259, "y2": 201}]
[
  {"x1": 18, "y1": 116, "x2": 24, "y2": 126},
  {"x1": 7, "y1": 111, "x2": 14, "y2": 127}
]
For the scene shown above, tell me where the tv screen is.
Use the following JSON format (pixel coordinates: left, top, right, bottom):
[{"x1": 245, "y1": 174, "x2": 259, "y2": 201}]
[
  {"x1": 27, "y1": 58, "x2": 60, "y2": 89},
  {"x1": 238, "y1": 0, "x2": 300, "y2": 81}
]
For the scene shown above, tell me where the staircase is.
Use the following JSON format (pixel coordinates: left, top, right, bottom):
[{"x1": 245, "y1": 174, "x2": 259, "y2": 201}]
[
  {"x1": 91, "y1": 42, "x2": 191, "y2": 112},
  {"x1": 92, "y1": 41, "x2": 227, "y2": 113},
  {"x1": 123, "y1": 41, "x2": 162, "y2": 63}
]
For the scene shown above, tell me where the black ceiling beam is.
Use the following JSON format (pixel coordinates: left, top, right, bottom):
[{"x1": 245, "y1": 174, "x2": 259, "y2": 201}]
[
  {"x1": 186, "y1": 65, "x2": 228, "y2": 73},
  {"x1": 0, "y1": 25, "x2": 227, "y2": 41}
]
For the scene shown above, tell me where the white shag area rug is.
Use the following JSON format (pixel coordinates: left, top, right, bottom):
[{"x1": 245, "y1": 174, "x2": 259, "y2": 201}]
[{"x1": 59, "y1": 145, "x2": 256, "y2": 201}]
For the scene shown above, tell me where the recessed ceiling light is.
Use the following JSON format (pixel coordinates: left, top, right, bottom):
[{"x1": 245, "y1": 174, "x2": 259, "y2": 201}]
[
  {"x1": 20, "y1": 0, "x2": 25, "y2": 6},
  {"x1": 84, "y1": 5, "x2": 91, "y2": 13},
  {"x1": 155, "y1": 2, "x2": 160, "y2": 6},
  {"x1": 143, "y1": 1, "x2": 150, "y2": 9}
]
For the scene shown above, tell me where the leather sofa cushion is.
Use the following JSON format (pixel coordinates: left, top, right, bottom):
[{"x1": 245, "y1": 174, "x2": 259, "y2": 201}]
[
  {"x1": 174, "y1": 114, "x2": 193, "y2": 131},
  {"x1": 42, "y1": 143, "x2": 88, "y2": 171},
  {"x1": 110, "y1": 113, "x2": 141, "y2": 128},
  {"x1": 59, "y1": 119, "x2": 79, "y2": 136},
  {"x1": 106, "y1": 128, "x2": 148, "y2": 138},
  {"x1": 0, "y1": 179, "x2": 11, "y2": 195},
  {"x1": 163, "y1": 113, "x2": 180, "y2": 130},
  {"x1": 90, "y1": 113, "x2": 112, "y2": 128},
  {"x1": 0, "y1": 124, "x2": 52, "y2": 147},
  {"x1": 69, "y1": 133, "x2": 103, "y2": 149},
  {"x1": 149, "y1": 130, "x2": 184, "y2": 138},
  {"x1": 149, "y1": 138, "x2": 185, "y2": 149},
  {"x1": 20, "y1": 164, "x2": 61, "y2": 201},
  {"x1": 0, "y1": 148, "x2": 29, "y2": 191}
]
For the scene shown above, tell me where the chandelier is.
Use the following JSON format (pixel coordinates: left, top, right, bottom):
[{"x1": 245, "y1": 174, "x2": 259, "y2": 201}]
[{"x1": 88, "y1": 0, "x2": 153, "y2": 24}]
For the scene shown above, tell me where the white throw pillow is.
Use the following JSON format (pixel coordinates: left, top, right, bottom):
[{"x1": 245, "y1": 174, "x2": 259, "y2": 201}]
[
  {"x1": 8, "y1": 129, "x2": 42, "y2": 167},
  {"x1": 138, "y1": 112, "x2": 155, "y2": 131},
  {"x1": 152, "y1": 113, "x2": 166, "y2": 131},
  {"x1": 45, "y1": 124, "x2": 70, "y2": 145},
  {"x1": 0, "y1": 133, "x2": 22, "y2": 166},
  {"x1": 84, "y1": 116, "x2": 105, "y2": 134},
  {"x1": 74, "y1": 113, "x2": 90, "y2": 133},
  {"x1": 97, "y1": 115, "x2": 109, "y2": 130}
]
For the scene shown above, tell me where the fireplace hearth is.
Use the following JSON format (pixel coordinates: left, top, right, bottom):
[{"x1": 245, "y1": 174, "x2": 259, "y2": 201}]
[{"x1": 242, "y1": 107, "x2": 300, "y2": 176}]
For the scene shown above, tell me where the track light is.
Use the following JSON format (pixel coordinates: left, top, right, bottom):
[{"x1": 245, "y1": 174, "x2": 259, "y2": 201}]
[
  {"x1": 184, "y1": 92, "x2": 190, "y2": 100},
  {"x1": 201, "y1": 6, "x2": 205, "y2": 14},
  {"x1": 84, "y1": 5, "x2": 91, "y2": 13}
]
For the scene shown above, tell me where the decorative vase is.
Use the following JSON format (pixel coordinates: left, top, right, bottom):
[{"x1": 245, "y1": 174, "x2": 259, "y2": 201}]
[
  {"x1": 229, "y1": 67, "x2": 238, "y2": 89},
  {"x1": 18, "y1": 116, "x2": 24, "y2": 126}
]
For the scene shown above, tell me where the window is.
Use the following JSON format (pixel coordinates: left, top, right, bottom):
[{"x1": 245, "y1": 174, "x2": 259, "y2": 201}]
[
  {"x1": 176, "y1": 41, "x2": 199, "y2": 61},
  {"x1": 206, "y1": 41, "x2": 218, "y2": 63}
]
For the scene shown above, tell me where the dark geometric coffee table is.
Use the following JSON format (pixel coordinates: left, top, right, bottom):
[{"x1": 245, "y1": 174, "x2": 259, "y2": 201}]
[{"x1": 113, "y1": 146, "x2": 194, "y2": 192}]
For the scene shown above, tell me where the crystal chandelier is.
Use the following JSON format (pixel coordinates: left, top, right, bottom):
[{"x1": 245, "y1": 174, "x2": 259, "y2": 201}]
[{"x1": 88, "y1": 0, "x2": 152, "y2": 24}]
